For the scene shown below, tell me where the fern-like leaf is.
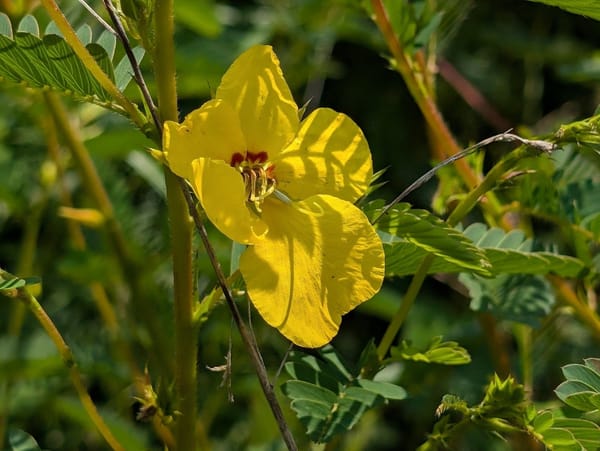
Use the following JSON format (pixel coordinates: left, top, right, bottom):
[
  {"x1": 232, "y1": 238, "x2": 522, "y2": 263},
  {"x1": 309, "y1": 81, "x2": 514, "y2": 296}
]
[
  {"x1": 463, "y1": 224, "x2": 585, "y2": 277},
  {"x1": 369, "y1": 202, "x2": 492, "y2": 277},
  {"x1": 0, "y1": 14, "x2": 143, "y2": 111}
]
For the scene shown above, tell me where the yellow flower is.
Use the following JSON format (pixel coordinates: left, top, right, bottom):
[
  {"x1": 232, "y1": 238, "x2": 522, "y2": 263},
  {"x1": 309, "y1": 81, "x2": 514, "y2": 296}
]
[{"x1": 164, "y1": 45, "x2": 384, "y2": 348}]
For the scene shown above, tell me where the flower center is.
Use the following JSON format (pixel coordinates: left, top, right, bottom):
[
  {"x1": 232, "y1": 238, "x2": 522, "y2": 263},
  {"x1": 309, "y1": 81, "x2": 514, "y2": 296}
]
[{"x1": 230, "y1": 151, "x2": 276, "y2": 212}]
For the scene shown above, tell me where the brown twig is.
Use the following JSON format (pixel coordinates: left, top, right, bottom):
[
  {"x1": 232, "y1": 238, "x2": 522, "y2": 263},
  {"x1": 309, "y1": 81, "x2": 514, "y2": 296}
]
[
  {"x1": 102, "y1": 0, "x2": 161, "y2": 133},
  {"x1": 179, "y1": 181, "x2": 299, "y2": 451},
  {"x1": 437, "y1": 58, "x2": 512, "y2": 132}
]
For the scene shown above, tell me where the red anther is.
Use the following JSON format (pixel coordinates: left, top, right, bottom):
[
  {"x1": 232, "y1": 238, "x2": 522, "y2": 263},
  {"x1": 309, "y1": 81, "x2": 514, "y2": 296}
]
[
  {"x1": 230, "y1": 152, "x2": 245, "y2": 167},
  {"x1": 246, "y1": 151, "x2": 268, "y2": 164}
]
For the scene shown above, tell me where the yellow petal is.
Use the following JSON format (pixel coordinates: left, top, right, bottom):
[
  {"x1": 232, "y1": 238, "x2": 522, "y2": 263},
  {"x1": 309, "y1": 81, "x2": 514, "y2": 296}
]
[
  {"x1": 240, "y1": 195, "x2": 384, "y2": 348},
  {"x1": 164, "y1": 99, "x2": 246, "y2": 181},
  {"x1": 192, "y1": 158, "x2": 267, "y2": 244},
  {"x1": 216, "y1": 45, "x2": 299, "y2": 157},
  {"x1": 274, "y1": 108, "x2": 373, "y2": 203}
]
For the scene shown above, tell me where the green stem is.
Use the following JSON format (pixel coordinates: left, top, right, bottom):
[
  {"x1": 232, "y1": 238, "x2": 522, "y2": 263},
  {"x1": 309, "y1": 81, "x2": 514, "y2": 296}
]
[
  {"x1": 0, "y1": 270, "x2": 125, "y2": 451},
  {"x1": 377, "y1": 254, "x2": 434, "y2": 360},
  {"x1": 153, "y1": 0, "x2": 178, "y2": 125},
  {"x1": 446, "y1": 147, "x2": 531, "y2": 228},
  {"x1": 369, "y1": 0, "x2": 476, "y2": 182},
  {"x1": 39, "y1": 0, "x2": 147, "y2": 130},
  {"x1": 513, "y1": 324, "x2": 533, "y2": 395},
  {"x1": 153, "y1": 1, "x2": 198, "y2": 449},
  {"x1": 165, "y1": 171, "x2": 197, "y2": 451}
]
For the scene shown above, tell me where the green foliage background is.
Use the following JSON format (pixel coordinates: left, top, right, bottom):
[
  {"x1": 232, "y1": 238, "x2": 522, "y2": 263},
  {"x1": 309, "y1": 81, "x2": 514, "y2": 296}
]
[{"x1": 1, "y1": 0, "x2": 600, "y2": 450}]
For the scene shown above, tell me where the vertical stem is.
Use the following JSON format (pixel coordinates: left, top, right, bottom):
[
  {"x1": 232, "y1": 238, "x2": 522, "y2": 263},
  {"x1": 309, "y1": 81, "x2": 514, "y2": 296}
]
[
  {"x1": 164, "y1": 170, "x2": 197, "y2": 451},
  {"x1": 153, "y1": 1, "x2": 198, "y2": 449},
  {"x1": 153, "y1": 0, "x2": 178, "y2": 125},
  {"x1": 377, "y1": 255, "x2": 434, "y2": 360},
  {"x1": 513, "y1": 324, "x2": 533, "y2": 394}
]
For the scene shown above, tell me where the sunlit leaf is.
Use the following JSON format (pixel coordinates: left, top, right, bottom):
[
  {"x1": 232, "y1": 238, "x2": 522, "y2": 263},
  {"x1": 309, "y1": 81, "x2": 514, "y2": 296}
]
[
  {"x1": 0, "y1": 276, "x2": 25, "y2": 290},
  {"x1": 0, "y1": 13, "x2": 143, "y2": 111}
]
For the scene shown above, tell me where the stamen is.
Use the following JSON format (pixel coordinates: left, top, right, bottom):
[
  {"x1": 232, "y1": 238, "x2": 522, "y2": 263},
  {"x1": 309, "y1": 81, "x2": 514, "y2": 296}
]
[{"x1": 231, "y1": 152, "x2": 276, "y2": 211}]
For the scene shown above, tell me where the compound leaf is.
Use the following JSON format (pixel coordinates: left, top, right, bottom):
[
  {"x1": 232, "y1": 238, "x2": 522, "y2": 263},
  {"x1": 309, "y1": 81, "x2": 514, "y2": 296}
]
[{"x1": 282, "y1": 346, "x2": 406, "y2": 443}]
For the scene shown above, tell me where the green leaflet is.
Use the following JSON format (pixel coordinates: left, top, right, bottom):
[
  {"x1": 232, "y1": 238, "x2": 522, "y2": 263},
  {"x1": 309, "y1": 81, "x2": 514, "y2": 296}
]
[
  {"x1": 389, "y1": 336, "x2": 471, "y2": 365},
  {"x1": 0, "y1": 14, "x2": 143, "y2": 110},
  {"x1": 459, "y1": 224, "x2": 578, "y2": 326},
  {"x1": 532, "y1": 359, "x2": 600, "y2": 450},
  {"x1": 362, "y1": 0, "x2": 445, "y2": 53},
  {"x1": 282, "y1": 346, "x2": 406, "y2": 443},
  {"x1": 8, "y1": 429, "x2": 42, "y2": 451},
  {"x1": 529, "y1": 0, "x2": 600, "y2": 22},
  {"x1": 541, "y1": 418, "x2": 600, "y2": 451},
  {"x1": 462, "y1": 223, "x2": 585, "y2": 277},
  {"x1": 555, "y1": 359, "x2": 600, "y2": 412},
  {"x1": 0, "y1": 276, "x2": 25, "y2": 290}
]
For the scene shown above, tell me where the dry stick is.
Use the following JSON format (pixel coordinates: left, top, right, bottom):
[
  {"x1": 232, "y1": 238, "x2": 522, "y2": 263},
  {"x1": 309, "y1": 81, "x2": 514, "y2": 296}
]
[{"x1": 180, "y1": 182, "x2": 299, "y2": 451}]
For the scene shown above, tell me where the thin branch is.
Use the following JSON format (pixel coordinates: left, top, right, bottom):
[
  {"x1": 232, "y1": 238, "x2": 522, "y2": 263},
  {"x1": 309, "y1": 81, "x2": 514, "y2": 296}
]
[
  {"x1": 371, "y1": 131, "x2": 557, "y2": 224},
  {"x1": 102, "y1": 0, "x2": 161, "y2": 132},
  {"x1": 179, "y1": 180, "x2": 299, "y2": 451},
  {"x1": 77, "y1": 0, "x2": 117, "y2": 35}
]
